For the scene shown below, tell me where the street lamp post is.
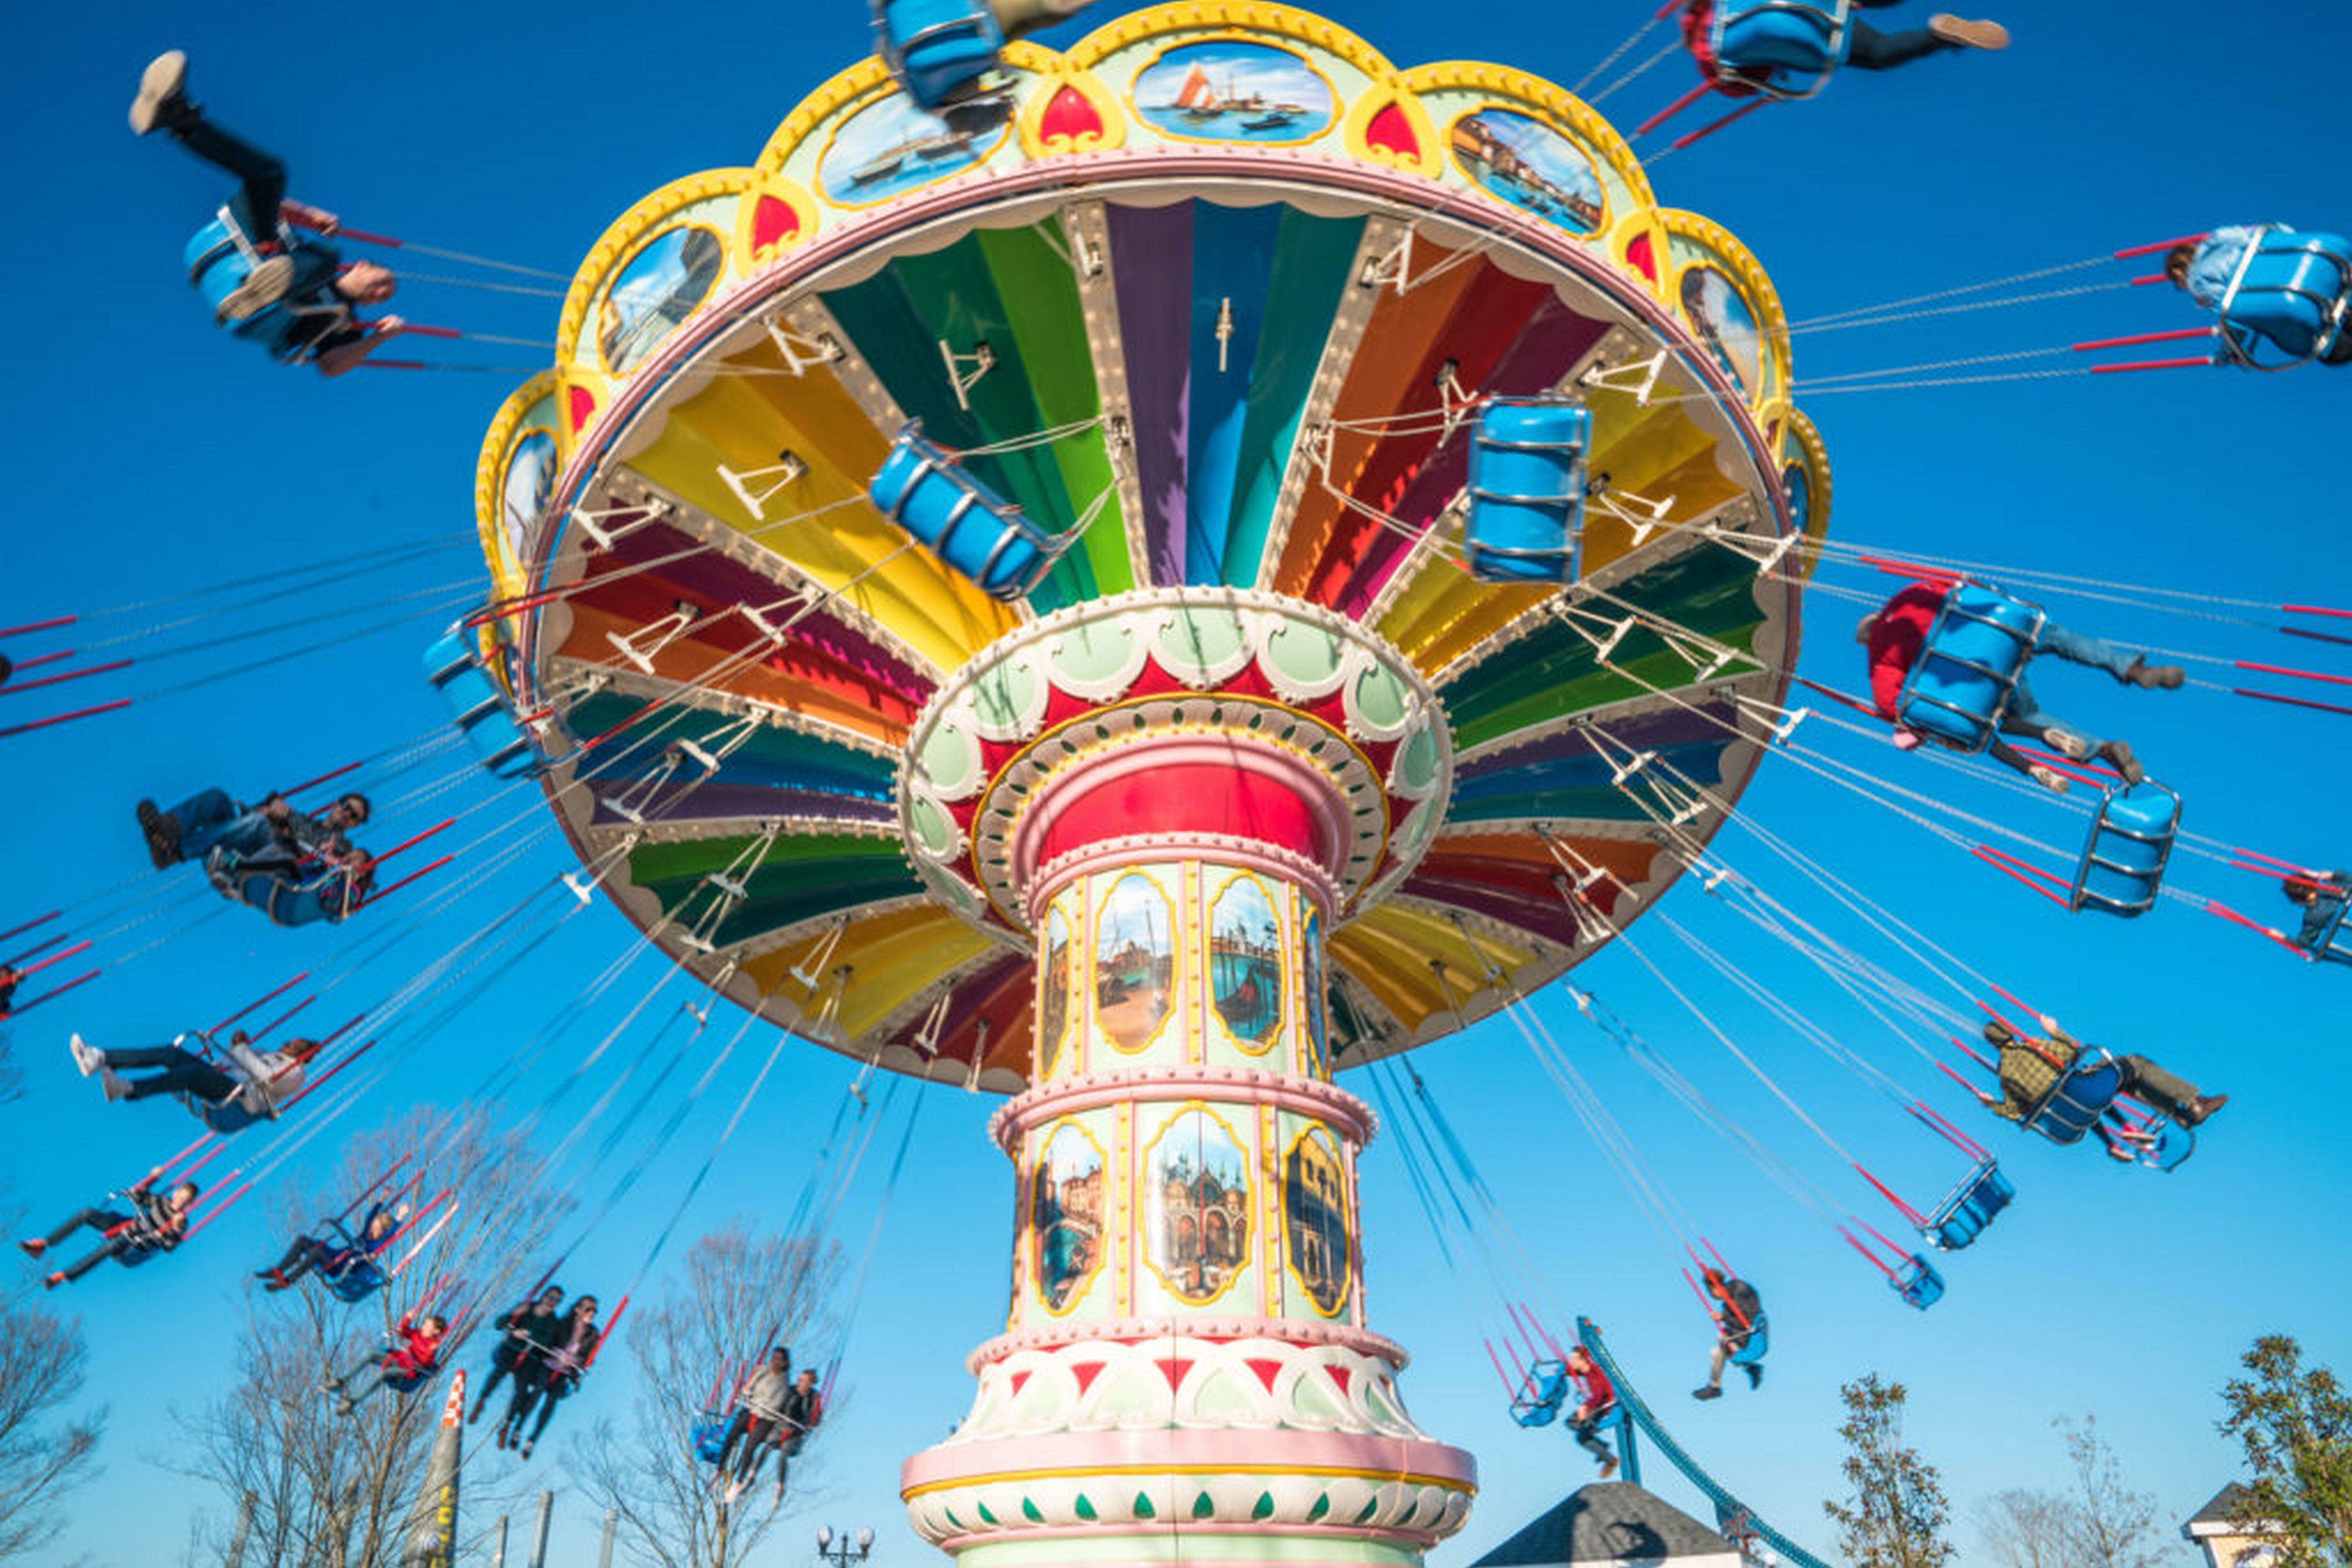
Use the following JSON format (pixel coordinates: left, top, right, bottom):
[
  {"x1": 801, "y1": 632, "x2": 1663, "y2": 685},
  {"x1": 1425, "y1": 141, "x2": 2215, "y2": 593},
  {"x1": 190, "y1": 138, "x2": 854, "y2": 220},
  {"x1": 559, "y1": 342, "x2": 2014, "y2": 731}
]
[{"x1": 815, "y1": 1525, "x2": 876, "y2": 1568}]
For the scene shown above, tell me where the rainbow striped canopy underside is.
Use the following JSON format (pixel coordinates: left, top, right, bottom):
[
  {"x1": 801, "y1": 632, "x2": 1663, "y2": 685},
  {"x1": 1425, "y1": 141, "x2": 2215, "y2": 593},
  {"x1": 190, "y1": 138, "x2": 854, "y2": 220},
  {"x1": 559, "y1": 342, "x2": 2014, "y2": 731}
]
[{"x1": 472, "y1": 6, "x2": 1830, "y2": 1091}]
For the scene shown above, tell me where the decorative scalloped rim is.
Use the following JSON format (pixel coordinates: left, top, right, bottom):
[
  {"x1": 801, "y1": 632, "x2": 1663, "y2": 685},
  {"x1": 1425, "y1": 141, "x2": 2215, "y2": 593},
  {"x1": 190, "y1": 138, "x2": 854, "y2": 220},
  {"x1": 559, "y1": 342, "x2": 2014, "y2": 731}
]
[
  {"x1": 1655, "y1": 205, "x2": 1796, "y2": 416},
  {"x1": 553, "y1": 168, "x2": 757, "y2": 390},
  {"x1": 472, "y1": 370, "x2": 564, "y2": 618},
  {"x1": 1013, "y1": 47, "x2": 1131, "y2": 157}
]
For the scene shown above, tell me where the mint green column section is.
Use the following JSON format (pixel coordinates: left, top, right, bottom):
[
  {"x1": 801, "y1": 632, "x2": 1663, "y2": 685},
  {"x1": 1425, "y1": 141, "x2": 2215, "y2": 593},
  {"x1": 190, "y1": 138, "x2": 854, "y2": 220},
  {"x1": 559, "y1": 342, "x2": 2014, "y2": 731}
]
[{"x1": 1218, "y1": 211, "x2": 1364, "y2": 587}]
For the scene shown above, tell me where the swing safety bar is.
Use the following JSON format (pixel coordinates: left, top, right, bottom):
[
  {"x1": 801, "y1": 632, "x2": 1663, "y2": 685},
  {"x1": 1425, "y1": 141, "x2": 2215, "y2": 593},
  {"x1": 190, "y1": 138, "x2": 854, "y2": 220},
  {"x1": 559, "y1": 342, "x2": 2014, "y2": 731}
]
[
  {"x1": 0, "y1": 699, "x2": 133, "y2": 741},
  {"x1": 0, "y1": 658, "x2": 133, "y2": 698},
  {"x1": 0, "y1": 615, "x2": 77, "y2": 639}
]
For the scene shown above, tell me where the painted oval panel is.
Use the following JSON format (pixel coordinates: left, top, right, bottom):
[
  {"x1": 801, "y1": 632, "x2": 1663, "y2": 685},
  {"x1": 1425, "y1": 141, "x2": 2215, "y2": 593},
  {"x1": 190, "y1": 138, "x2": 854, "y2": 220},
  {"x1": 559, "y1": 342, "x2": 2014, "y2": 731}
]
[
  {"x1": 1210, "y1": 874, "x2": 1283, "y2": 1050},
  {"x1": 1450, "y1": 108, "x2": 1604, "y2": 236},
  {"x1": 1146, "y1": 1107, "x2": 1251, "y2": 1304},
  {"x1": 1095, "y1": 872, "x2": 1175, "y2": 1052},
  {"x1": 819, "y1": 94, "x2": 998, "y2": 206},
  {"x1": 1679, "y1": 263, "x2": 1765, "y2": 398},
  {"x1": 599, "y1": 226, "x2": 724, "y2": 374},
  {"x1": 1038, "y1": 903, "x2": 1074, "y2": 1075},
  {"x1": 1030, "y1": 1121, "x2": 1106, "y2": 1312},
  {"x1": 1285, "y1": 1127, "x2": 1351, "y2": 1315},
  {"x1": 1133, "y1": 41, "x2": 1335, "y2": 143}
]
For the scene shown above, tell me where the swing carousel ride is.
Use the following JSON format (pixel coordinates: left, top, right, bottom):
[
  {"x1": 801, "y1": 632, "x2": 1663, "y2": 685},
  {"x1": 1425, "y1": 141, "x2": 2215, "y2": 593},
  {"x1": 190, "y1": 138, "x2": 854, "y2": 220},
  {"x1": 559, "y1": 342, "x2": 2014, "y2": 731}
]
[{"x1": 455, "y1": 4, "x2": 1829, "y2": 1561}]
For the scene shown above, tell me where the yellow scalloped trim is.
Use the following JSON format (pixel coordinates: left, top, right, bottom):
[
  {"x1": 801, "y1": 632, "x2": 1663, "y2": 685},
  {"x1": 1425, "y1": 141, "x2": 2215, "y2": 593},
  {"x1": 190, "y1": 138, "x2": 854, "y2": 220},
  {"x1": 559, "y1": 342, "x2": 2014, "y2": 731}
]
[
  {"x1": 1063, "y1": 1, "x2": 1398, "y2": 80},
  {"x1": 753, "y1": 56, "x2": 898, "y2": 180},
  {"x1": 1394, "y1": 60, "x2": 1657, "y2": 213},
  {"x1": 472, "y1": 370, "x2": 562, "y2": 614},
  {"x1": 1608, "y1": 209, "x2": 1677, "y2": 309},
  {"x1": 553, "y1": 167, "x2": 755, "y2": 373},
  {"x1": 1010, "y1": 43, "x2": 1129, "y2": 156},
  {"x1": 1783, "y1": 403, "x2": 1833, "y2": 573},
  {"x1": 1655, "y1": 207, "x2": 1793, "y2": 412}
]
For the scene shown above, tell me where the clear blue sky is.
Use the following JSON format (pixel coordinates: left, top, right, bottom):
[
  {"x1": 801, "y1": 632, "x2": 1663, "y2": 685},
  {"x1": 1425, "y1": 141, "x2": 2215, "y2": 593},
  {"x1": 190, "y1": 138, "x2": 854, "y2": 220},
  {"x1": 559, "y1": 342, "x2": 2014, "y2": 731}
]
[{"x1": 2, "y1": 3, "x2": 2347, "y2": 1564}]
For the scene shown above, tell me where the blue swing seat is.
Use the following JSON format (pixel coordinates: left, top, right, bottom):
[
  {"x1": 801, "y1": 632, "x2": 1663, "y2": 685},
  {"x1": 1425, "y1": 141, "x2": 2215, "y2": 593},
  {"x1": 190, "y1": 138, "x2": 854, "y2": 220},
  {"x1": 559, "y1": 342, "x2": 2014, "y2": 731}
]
[
  {"x1": 1891, "y1": 1252, "x2": 1944, "y2": 1309},
  {"x1": 872, "y1": 0, "x2": 1007, "y2": 111},
  {"x1": 323, "y1": 1255, "x2": 388, "y2": 1303},
  {"x1": 209, "y1": 855, "x2": 366, "y2": 927},
  {"x1": 1509, "y1": 1358, "x2": 1569, "y2": 1428},
  {"x1": 1464, "y1": 399, "x2": 1591, "y2": 584},
  {"x1": 2069, "y1": 780, "x2": 2181, "y2": 918},
  {"x1": 2021, "y1": 1055, "x2": 2123, "y2": 1145},
  {"x1": 424, "y1": 630, "x2": 548, "y2": 781},
  {"x1": 1894, "y1": 581, "x2": 2045, "y2": 752},
  {"x1": 2313, "y1": 891, "x2": 2352, "y2": 966},
  {"x1": 2217, "y1": 227, "x2": 2351, "y2": 368},
  {"x1": 1725, "y1": 1317, "x2": 1769, "y2": 1367},
  {"x1": 693, "y1": 1411, "x2": 730, "y2": 1465},
  {"x1": 1710, "y1": 0, "x2": 1853, "y2": 100},
  {"x1": 183, "y1": 212, "x2": 350, "y2": 363},
  {"x1": 1921, "y1": 1157, "x2": 2013, "y2": 1251},
  {"x1": 870, "y1": 426, "x2": 1060, "y2": 601}
]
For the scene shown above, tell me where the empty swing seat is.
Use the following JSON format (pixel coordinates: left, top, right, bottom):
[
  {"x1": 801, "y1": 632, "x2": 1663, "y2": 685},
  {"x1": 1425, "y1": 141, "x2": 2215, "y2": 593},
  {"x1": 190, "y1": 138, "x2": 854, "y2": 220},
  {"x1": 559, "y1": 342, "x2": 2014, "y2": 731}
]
[
  {"x1": 2069, "y1": 781, "x2": 2181, "y2": 917},
  {"x1": 424, "y1": 630, "x2": 546, "y2": 781},
  {"x1": 2218, "y1": 229, "x2": 2351, "y2": 367},
  {"x1": 2022, "y1": 1057, "x2": 2122, "y2": 1145},
  {"x1": 870, "y1": 426, "x2": 1058, "y2": 601},
  {"x1": 1895, "y1": 581, "x2": 2045, "y2": 751},
  {"x1": 1922, "y1": 1158, "x2": 2013, "y2": 1250},
  {"x1": 1464, "y1": 399, "x2": 1591, "y2": 584},
  {"x1": 1710, "y1": 0, "x2": 1852, "y2": 99},
  {"x1": 1891, "y1": 1252, "x2": 1944, "y2": 1310},
  {"x1": 873, "y1": 0, "x2": 1006, "y2": 111},
  {"x1": 1510, "y1": 1358, "x2": 1569, "y2": 1428}
]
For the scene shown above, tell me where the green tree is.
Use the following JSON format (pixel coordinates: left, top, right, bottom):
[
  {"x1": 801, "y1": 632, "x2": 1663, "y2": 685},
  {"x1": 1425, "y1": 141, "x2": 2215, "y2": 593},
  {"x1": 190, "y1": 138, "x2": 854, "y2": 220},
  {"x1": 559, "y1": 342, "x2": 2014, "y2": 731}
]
[
  {"x1": 1823, "y1": 1373, "x2": 1956, "y2": 1568},
  {"x1": 2218, "y1": 1335, "x2": 2352, "y2": 1567}
]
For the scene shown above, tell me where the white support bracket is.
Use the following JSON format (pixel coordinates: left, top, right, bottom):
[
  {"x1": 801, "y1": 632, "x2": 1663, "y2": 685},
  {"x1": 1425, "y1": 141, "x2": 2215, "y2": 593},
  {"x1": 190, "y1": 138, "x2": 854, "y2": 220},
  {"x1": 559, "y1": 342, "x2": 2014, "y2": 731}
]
[
  {"x1": 567, "y1": 497, "x2": 666, "y2": 552},
  {"x1": 1577, "y1": 350, "x2": 1670, "y2": 406},
  {"x1": 1587, "y1": 478, "x2": 1679, "y2": 548},
  {"x1": 911, "y1": 986, "x2": 955, "y2": 1056},
  {"x1": 762, "y1": 317, "x2": 842, "y2": 376},
  {"x1": 1356, "y1": 226, "x2": 1487, "y2": 298},
  {"x1": 1733, "y1": 691, "x2": 1811, "y2": 747},
  {"x1": 1704, "y1": 521, "x2": 1801, "y2": 577},
  {"x1": 940, "y1": 339, "x2": 996, "y2": 410},
  {"x1": 1434, "y1": 358, "x2": 1480, "y2": 445},
  {"x1": 1214, "y1": 298, "x2": 1235, "y2": 373},
  {"x1": 717, "y1": 450, "x2": 809, "y2": 524},
  {"x1": 604, "y1": 602, "x2": 698, "y2": 675},
  {"x1": 789, "y1": 915, "x2": 853, "y2": 990}
]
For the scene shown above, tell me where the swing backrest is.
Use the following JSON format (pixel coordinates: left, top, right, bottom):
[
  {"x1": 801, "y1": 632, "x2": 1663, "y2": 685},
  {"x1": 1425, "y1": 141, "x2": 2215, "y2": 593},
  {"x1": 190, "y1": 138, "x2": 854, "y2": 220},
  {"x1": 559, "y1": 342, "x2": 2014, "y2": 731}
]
[
  {"x1": 1710, "y1": 0, "x2": 1853, "y2": 100},
  {"x1": 1726, "y1": 1318, "x2": 1770, "y2": 1365},
  {"x1": 2317, "y1": 892, "x2": 2352, "y2": 966},
  {"x1": 869, "y1": 426, "x2": 1057, "y2": 602},
  {"x1": 2069, "y1": 780, "x2": 2182, "y2": 918},
  {"x1": 325, "y1": 1259, "x2": 387, "y2": 1303},
  {"x1": 2220, "y1": 228, "x2": 2352, "y2": 365},
  {"x1": 2023, "y1": 1056, "x2": 2122, "y2": 1143},
  {"x1": 1464, "y1": 399, "x2": 1590, "y2": 584},
  {"x1": 872, "y1": 0, "x2": 1006, "y2": 110},
  {"x1": 1895, "y1": 581, "x2": 2044, "y2": 751},
  {"x1": 1509, "y1": 1358, "x2": 1569, "y2": 1428},
  {"x1": 183, "y1": 215, "x2": 346, "y2": 361},
  {"x1": 692, "y1": 1412, "x2": 730, "y2": 1464},
  {"x1": 1924, "y1": 1158, "x2": 2013, "y2": 1251},
  {"x1": 423, "y1": 630, "x2": 546, "y2": 780},
  {"x1": 1891, "y1": 1253, "x2": 1944, "y2": 1310}
]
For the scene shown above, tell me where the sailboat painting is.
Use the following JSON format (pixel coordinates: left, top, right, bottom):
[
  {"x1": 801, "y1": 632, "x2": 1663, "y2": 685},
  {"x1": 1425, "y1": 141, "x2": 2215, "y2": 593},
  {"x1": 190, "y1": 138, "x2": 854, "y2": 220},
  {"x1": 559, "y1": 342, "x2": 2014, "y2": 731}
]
[{"x1": 1134, "y1": 41, "x2": 1334, "y2": 143}]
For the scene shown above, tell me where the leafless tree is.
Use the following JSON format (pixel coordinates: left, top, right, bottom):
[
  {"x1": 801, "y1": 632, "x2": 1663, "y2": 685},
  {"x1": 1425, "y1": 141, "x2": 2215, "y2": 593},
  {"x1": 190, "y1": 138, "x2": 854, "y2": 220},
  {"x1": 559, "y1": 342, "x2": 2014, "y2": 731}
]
[
  {"x1": 165, "y1": 1107, "x2": 571, "y2": 1567},
  {"x1": 0, "y1": 1292, "x2": 102, "y2": 1560},
  {"x1": 573, "y1": 1225, "x2": 844, "y2": 1568},
  {"x1": 1975, "y1": 1487, "x2": 2072, "y2": 1568},
  {"x1": 0, "y1": 1037, "x2": 102, "y2": 1560}
]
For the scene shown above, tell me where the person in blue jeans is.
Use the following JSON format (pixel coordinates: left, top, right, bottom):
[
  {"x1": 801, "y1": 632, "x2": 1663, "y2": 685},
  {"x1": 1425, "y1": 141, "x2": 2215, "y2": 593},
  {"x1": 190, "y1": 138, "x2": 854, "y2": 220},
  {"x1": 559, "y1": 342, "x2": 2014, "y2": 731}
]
[
  {"x1": 2168, "y1": 228, "x2": 2352, "y2": 365},
  {"x1": 136, "y1": 788, "x2": 369, "y2": 871},
  {"x1": 129, "y1": 51, "x2": 405, "y2": 375},
  {"x1": 1996, "y1": 619, "x2": 2183, "y2": 788}
]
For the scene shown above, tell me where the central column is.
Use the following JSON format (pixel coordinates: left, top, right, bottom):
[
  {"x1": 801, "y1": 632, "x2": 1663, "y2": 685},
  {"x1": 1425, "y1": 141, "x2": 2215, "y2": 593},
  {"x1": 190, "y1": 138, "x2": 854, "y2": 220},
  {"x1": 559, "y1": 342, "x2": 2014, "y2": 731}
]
[{"x1": 901, "y1": 636, "x2": 1475, "y2": 1566}]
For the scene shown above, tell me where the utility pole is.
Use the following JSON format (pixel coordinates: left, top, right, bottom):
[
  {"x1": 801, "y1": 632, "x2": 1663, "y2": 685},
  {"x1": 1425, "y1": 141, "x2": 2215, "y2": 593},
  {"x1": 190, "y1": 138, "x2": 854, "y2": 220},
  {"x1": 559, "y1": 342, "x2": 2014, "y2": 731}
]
[{"x1": 525, "y1": 1492, "x2": 554, "y2": 1568}]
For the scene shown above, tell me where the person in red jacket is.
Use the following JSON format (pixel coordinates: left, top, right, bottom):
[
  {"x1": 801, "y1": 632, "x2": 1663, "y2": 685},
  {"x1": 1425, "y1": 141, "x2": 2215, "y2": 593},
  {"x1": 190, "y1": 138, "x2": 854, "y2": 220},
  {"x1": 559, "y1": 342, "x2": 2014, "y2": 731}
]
[
  {"x1": 1859, "y1": 579, "x2": 2182, "y2": 789},
  {"x1": 327, "y1": 1312, "x2": 448, "y2": 1414},
  {"x1": 1563, "y1": 1347, "x2": 1620, "y2": 1478},
  {"x1": 1682, "y1": 2, "x2": 2007, "y2": 93}
]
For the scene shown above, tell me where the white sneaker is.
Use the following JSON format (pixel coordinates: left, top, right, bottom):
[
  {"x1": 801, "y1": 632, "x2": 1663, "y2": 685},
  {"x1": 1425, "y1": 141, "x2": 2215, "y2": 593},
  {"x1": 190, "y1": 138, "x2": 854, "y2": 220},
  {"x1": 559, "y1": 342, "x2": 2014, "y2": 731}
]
[
  {"x1": 129, "y1": 51, "x2": 189, "y2": 135},
  {"x1": 215, "y1": 254, "x2": 294, "y2": 323},
  {"x1": 68, "y1": 1034, "x2": 102, "y2": 1078},
  {"x1": 1927, "y1": 15, "x2": 2009, "y2": 50},
  {"x1": 100, "y1": 1069, "x2": 132, "y2": 1103},
  {"x1": 2027, "y1": 764, "x2": 2071, "y2": 795}
]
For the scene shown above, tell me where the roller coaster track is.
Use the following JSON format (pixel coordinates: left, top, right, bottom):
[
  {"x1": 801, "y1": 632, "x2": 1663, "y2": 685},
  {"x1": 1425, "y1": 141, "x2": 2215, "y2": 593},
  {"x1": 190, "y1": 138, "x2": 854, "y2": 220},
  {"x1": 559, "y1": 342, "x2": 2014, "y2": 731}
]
[{"x1": 1575, "y1": 1316, "x2": 1835, "y2": 1568}]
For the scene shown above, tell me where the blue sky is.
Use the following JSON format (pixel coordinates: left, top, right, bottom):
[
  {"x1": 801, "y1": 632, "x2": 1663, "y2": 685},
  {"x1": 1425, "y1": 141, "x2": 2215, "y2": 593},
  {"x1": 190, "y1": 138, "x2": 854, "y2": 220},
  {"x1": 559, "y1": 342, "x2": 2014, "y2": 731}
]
[{"x1": 1, "y1": 3, "x2": 2346, "y2": 1564}]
